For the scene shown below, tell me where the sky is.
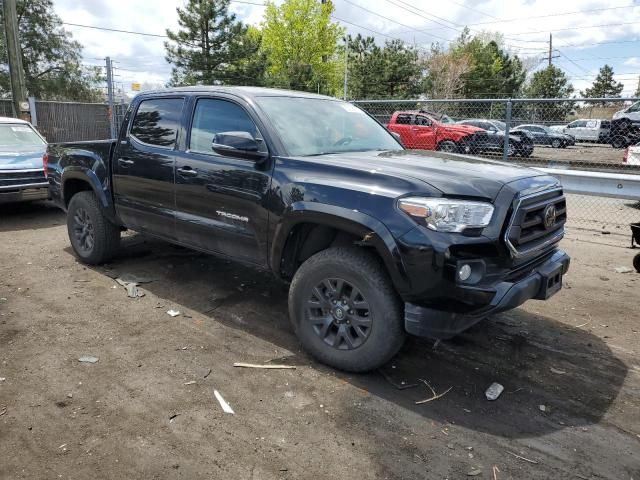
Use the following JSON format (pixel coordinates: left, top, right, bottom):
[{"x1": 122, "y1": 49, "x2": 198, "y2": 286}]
[{"x1": 52, "y1": 0, "x2": 640, "y2": 99}]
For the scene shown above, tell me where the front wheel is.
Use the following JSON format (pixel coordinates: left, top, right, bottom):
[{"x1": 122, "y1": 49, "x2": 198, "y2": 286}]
[
  {"x1": 436, "y1": 140, "x2": 458, "y2": 153},
  {"x1": 551, "y1": 139, "x2": 561, "y2": 148},
  {"x1": 67, "y1": 191, "x2": 121, "y2": 264},
  {"x1": 288, "y1": 247, "x2": 405, "y2": 372}
]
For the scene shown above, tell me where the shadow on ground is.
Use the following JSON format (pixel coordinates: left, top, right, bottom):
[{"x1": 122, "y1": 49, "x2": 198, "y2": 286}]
[
  {"x1": 63, "y1": 233, "x2": 629, "y2": 441},
  {"x1": 0, "y1": 201, "x2": 63, "y2": 233}
]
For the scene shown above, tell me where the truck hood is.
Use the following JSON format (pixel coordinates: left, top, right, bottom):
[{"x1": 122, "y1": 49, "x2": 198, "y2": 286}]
[
  {"x1": 297, "y1": 149, "x2": 549, "y2": 200},
  {"x1": 0, "y1": 145, "x2": 46, "y2": 170}
]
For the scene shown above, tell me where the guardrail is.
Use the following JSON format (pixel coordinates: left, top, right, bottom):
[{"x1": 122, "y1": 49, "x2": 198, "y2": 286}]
[{"x1": 537, "y1": 168, "x2": 640, "y2": 200}]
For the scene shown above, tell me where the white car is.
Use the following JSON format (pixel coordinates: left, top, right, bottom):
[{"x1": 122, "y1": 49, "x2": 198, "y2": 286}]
[
  {"x1": 613, "y1": 101, "x2": 640, "y2": 126},
  {"x1": 558, "y1": 119, "x2": 611, "y2": 143},
  {"x1": 623, "y1": 142, "x2": 640, "y2": 165}
]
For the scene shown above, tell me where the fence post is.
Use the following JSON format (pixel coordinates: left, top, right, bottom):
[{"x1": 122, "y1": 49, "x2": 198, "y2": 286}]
[
  {"x1": 28, "y1": 96, "x2": 37, "y2": 127},
  {"x1": 502, "y1": 99, "x2": 512, "y2": 161}
]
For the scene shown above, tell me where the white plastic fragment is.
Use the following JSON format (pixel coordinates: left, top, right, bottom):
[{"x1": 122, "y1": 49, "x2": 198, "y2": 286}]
[
  {"x1": 167, "y1": 310, "x2": 181, "y2": 317},
  {"x1": 485, "y1": 382, "x2": 504, "y2": 401},
  {"x1": 614, "y1": 266, "x2": 633, "y2": 274},
  {"x1": 78, "y1": 356, "x2": 99, "y2": 364},
  {"x1": 213, "y1": 389, "x2": 235, "y2": 414}
]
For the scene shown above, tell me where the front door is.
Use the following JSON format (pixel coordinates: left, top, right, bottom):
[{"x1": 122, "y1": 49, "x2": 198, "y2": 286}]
[
  {"x1": 411, "y1": 115, "x2": 437, "y2": 150},
  {"x1": 174, "y1": 97, "x2": 272, "y2": 265},
  {"x1": 112, "y1": 97, "x2": 184, "y2": 239}
]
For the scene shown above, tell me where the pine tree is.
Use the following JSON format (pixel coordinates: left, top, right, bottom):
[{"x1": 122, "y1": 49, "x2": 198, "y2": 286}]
[
  {"x1": 581, "y1": 64, "x2": 624, "y2": 105},
  {"x1": 634, "y1": 77, "x2": 640, "y2": 98},
  {"x1": 165, "y1": 0, "x2": 263, "y2": 86},
  {"x1": 523, "y1": 65, "x2": 574, "y2": 120}
]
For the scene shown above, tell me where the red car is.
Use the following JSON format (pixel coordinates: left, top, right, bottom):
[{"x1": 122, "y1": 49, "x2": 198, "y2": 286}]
[{"x1": 386, "y1": 111, "x2": 488, "y2": 154}]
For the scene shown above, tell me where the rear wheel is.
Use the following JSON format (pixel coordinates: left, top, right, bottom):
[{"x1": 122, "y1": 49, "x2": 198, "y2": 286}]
[
  {"x1": 634, "y1": 254, "x2": 640, "y2": 273},
  {"x1": 611, "y1": 136, "x2": 627, "y2": 149},
  {"x1": 288, "y1": 247, "x2": 405, "y2": 372},
  {"x1": 551, "y1": 139, "x2": 561, "y2": 148},
  {"x1": 67, "y1": 191, "x2": 120, "y2": 264},
  {"x1": 437, "y1": 140, "x2": 458, "y2": 153}
]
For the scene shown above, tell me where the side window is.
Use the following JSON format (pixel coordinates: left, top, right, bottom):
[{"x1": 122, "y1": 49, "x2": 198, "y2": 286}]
[
  {"x1": 130, "y1": 98, "x2": 183, "y2": 148},
  {"x1": 586, "y1": 120, "x2": 597, "y2": 128},
  {"x1": 189, "y1": 98, "x2": 265, "y2": 154},
  {"x1": 414, "y1": 115, "x2": 432, "y2": 126},
  {"x1": 396, "y1": 114, "x2": 413, "y2": 125}
]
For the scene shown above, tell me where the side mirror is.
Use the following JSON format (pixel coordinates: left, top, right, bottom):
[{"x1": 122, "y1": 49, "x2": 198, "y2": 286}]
[
  {"x1": 390, "y1": 131, "x2": 402, "y2": 143},
  {"x1": 212, "y1": 131, "x2": 267, "y2": 161}
]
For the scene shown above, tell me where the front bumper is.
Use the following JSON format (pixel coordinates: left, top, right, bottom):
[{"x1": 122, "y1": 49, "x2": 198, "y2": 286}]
[{"x1": 404, "y1": 249, "x2": 570, "y2": 339}]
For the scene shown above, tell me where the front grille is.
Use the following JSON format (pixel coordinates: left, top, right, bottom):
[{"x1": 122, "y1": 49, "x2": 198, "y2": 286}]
[
  {"x1": 0, "y1": 169, "x2": 46, "y2": 190},
  {"x1": 505, "y1": 188, "x2": 566, "y2": 257}
]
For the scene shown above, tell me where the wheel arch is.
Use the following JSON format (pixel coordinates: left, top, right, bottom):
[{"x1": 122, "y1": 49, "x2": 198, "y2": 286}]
[{"x1": 270, "y1": 203, "x2": 411, "y2": 295}]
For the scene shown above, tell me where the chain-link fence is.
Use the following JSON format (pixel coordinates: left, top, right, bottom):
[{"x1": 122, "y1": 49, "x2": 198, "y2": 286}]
[
  {"x1": 355, "y1": 97, "x2": 640, "y2": 232},
  {"x1": 0, "y1": 99, "x2": 127, "y2": 142}
]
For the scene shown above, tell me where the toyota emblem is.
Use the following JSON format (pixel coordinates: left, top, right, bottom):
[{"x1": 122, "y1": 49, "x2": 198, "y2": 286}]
[{"x1": 543, "y1": 204, "x2": 557, "y2": 229}]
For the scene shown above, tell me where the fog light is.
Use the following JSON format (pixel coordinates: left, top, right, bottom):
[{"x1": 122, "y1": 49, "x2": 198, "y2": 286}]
[{"x1": 458, "y1": 264, "x2": 472, "y2": 281}]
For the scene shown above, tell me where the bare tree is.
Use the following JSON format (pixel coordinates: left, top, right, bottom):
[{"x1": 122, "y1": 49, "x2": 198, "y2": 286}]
[{"x1": 424, "y1": 51, "x2": 471, "y2": 99}]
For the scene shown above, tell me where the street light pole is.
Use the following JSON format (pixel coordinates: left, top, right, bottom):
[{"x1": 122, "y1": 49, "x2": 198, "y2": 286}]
[{"x1": 3, "y1": 0, "x2": 29, "y2": 119}]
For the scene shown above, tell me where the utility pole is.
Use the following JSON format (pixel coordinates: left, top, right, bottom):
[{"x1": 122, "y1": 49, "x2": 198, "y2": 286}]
[
  {"x1": 105, "y1": 56, "x2": 116, "y2": 138},
  {"x1": 548, "y1": 33, "x2": 552, "y2": 66},
  {"x1": 3, "y1": 0, "x2": 29, "y2": 120},
  {"x1": 343, "y1": 38, "x2": 348, "y2": 100}
]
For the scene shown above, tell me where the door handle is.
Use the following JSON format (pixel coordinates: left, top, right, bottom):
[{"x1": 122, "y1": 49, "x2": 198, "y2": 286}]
[
  {"x1": 177, "y1": 166, "x2": 198, "y2": 177},
  {"x1": 118, "y1": 157, "x2": 134, "y2": 167}
]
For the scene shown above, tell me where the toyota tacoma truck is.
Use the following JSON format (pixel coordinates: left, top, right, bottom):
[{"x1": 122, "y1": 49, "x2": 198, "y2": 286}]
[{"x1": 47, "y1": 87, "x2": 570, "y2": 372}]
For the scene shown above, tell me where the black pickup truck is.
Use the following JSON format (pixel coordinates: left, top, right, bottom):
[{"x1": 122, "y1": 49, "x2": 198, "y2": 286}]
[{"x1": 47, "y1": 87, "x2": 570, "y2": 372}]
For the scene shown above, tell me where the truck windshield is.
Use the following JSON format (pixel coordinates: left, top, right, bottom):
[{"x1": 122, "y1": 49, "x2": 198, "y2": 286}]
[
  {"x1": 255, "y1": 96, "x2": 402, "y2": 156},
  {"x1": 0, "y1": 124, "x2": 45, "y2": 147}
]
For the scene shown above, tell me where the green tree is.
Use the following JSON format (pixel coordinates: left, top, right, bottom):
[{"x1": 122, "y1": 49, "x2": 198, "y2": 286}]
[
  {"x1": 380, "y1": 40, "x2": 423, "y2": 99},
  {"x1": 523, "y1": 65, "x2": 574, "y2": 120},
  {"x1": 581, "y1": 64, "x2": 624, "y2": 105},
  {"x1": 453, "y1": 36, "x2": 526, "y2": 99},
  {"x1": 260, "y1": 0, "x2": 343, "y2": 93},
  {"x1": 165, "y1": 0, "x2": 263, "y2": 86},
  {"x1": 344, "y1": 34, "x2": 385, "y2": 99},
  {"x1": 0, "y1": 0, "x2": 102, "y2": 101}
]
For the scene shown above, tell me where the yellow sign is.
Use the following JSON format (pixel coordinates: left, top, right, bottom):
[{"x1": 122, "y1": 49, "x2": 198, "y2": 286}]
[{"x1": 131, "y1": 82, "x2": 141, "y2": 91}]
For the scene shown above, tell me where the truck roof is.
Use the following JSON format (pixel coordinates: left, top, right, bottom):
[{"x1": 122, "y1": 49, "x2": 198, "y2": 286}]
[
  {"x1": 0, "y1": 116, "x2": 30, "y2": 124},
  {"x1": 138, "y1": 86, "x2": 335, "y2": 101}
]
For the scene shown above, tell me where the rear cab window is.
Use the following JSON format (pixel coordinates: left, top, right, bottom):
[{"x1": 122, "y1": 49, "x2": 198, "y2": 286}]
[
  {"x1": 395, "y1": 114, "x2": 413, "y2": 125},
  {"x1": 130, "y1": 98, "x2": 184, "y2": 148}
]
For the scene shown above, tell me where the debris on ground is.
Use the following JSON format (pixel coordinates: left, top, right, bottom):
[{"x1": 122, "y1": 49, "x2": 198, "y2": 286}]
[
  {"x1": 378, "y1": 363, "x2": 419, "y2": 390},
  {"x1": 506, "y1": 450, "x2": 539, "y2": 464},
  {"x1": 66, "y1": 393, "x2": 73, "y2": 398},
  {"x1": 485, "y1": 382, "x2": 504, "y2": 401},
  {"x1": 492, "y1": 465, "x2": 500, "y2": 480},
  {"x1": 614, "y1": 266, "x2": 633, "y2": 274},
  {"x1": 467, "y1": 468, "x2": 482, "y2": 476},
  {"x1": 539, "y1": 404, "x2": 547, "y2": 412},
  {"x1": 183, "y1": 381, "x2": 196, "y2": 385},
  {"x1": 0, "y1": 377, "x2": 5, "y2": 382},
  {"x1": 203, "y1": 368, "x2": 212, "y2": 379},
  {"x1": 415, "y1": 379, "x2": 452, "y2": 404},
  {"x1": 115, "y1": 277, "x2": 147, "y2": 298},
  {"x1": 213, "y1": 389, "x2": 235, "y2": 414},
  {"x1": 78, "y1": 356, "x2": 99, "y2": 364},
  {"x1": 550, "y1": 367, "x2": 566, "y2": 375},
  {"x1": 167, "y1": 310, "x2": 181, "y2": 317},
  {"x1": 233, "y1": 362, "x2": 296, "y2": 370},
  {"x1": 169, "y1": 413, "x2": 180, "y2": 423},
  {"x1": 0, "y1": 405, "x2": 6, "y2": 416}
]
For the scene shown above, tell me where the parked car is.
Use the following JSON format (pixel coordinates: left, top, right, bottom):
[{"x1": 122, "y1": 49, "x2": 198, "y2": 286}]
[
  {"x1": 613, "y1": 100, "x2": 640, "y2": 128},
  {"x1": 0, "y1": 116, "x2": 48, "y2": 204},
  {"x1": 623, "y1": 141, "x2": 640, "y2": 165},
  {"x1": 558, "y1": 119, "x2": 611, "y2": 143},
  {"x1": 516, "y1": 124, "x2": 574, "y2": 148},
  {"x1": 46, "y1": 87, "x2": 570, "y2": 372},
  {"x1": 456, "y1": 119, "x2": 534, "y2": 157},
  {"x1": 385, "y1": 110, "x2": 489, "y2": 154}
]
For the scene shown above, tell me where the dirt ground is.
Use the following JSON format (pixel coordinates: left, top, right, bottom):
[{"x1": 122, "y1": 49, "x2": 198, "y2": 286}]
[{"x1": 1, "y1": 201, "x2": 639, "y2": 480}]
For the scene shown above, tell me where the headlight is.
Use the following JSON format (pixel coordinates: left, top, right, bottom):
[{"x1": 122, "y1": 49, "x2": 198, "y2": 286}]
[{"x1": 398, "y1": 197, "x2": 494, "y2": 232}]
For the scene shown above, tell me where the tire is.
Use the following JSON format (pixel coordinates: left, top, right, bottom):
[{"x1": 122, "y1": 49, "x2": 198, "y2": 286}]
[
  {"x1": 634, "y1": 254, "x2": 640, "y2": 273},
  {"x1": 67, "y1": 191, "x2": 121, "y2": 264},
  {"x1": 288, "y1": 247, "x2": 405, "y2": 372},
  {"x1": 551, "y1": 139, "x2": 561, "y2": 148},
  {"x1": 437, "y1": 140, "x2": 458, "y2": 153},
  {"x1": 611, "y1": 136, "x2": 627, "y2": 149}
]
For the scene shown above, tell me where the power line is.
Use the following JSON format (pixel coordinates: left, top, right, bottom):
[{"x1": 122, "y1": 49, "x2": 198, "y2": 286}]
[
  {"x1": 508, "y1": 20, "x2": 640, "y2": 39},
  {"x1": 63, "y1": 22, "x2": 167, "y2": 38},
  {"x1": 446, "y1": 0, "x2": 498, "y2": 20}
]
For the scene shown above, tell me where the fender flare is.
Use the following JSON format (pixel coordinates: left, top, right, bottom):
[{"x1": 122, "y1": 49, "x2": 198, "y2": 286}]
[
  {"x1": 61, "y1": 166, "x2": 112, "y2": 209},
  {"x1": 270, "y1": 202, "x2": 411, "y2": 295}
]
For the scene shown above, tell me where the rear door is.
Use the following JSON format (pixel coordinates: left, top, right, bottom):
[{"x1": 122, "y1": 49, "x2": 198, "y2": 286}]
[
  {"x1": 584, "y1": 120, "x2": 599, "y2": 141},
  {"x1": 112, "y1": 96, "x2": 184, "y2": 239},
  {"x1": 411, "y1": 115, "x2": 437, "y2": 150},
  {"x1": 173, "y1": 96, "x2": 272, "y2": 265}
]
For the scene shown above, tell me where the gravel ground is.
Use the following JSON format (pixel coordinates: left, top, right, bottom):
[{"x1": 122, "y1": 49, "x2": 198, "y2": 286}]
[{"x1": 1, "y1": 201, "x2": 639, "y2": 480}]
